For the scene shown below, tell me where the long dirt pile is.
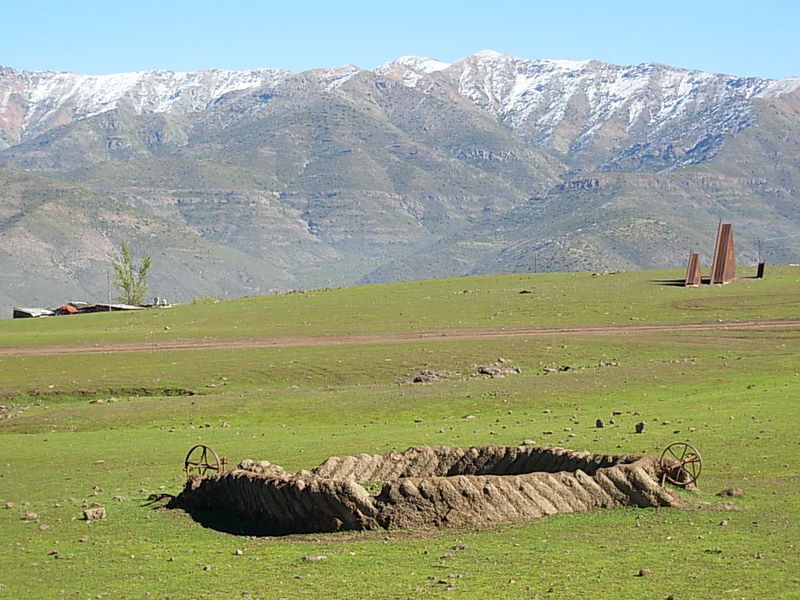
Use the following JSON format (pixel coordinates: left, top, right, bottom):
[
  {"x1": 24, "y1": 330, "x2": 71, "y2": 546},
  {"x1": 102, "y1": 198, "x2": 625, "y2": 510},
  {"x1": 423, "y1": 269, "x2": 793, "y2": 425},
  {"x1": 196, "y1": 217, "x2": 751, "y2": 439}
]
[{"x1": 170, "y1": 445, "x2": 681, "y2": 535}]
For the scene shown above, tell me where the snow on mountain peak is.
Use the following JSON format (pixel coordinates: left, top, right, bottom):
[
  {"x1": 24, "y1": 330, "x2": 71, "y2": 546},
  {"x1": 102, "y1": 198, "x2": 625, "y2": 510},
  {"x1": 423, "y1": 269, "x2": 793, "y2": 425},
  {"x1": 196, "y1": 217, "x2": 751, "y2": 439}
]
[
  {"x1": 391, "y1": 56, "x2": 451, "y2": 73},
  {"x1": 471, "y1": 49, "x2": 513, "y2": 62},
  {"x1": 375, "y1": 56, "x2": 451, "y2": 87},
  {"x1": 756, "y1": 77, "x2": 800, "y2": 98},
  {"x1": 2, "y1": 51, "x2": 798, "y2": 161},
  {"x1": 0, "y1": 66, "x2": 291, "y2": 142}
]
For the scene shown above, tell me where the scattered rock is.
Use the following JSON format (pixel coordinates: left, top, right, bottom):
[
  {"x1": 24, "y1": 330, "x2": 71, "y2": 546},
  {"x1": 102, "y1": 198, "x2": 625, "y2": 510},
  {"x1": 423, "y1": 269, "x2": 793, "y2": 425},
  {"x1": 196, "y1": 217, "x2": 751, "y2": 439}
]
[
  {"x1": 23, "y1": 511, "x2": 38, "y2": 521},
  {"x1": 79, "y1": 536, "x2": 89, "y2": 543},
  {"x1": 716, "y1": 487, "x2": 744, "y2": 497},
  {"x1": 612, "y1": 410, "x2": 623, "y2": 416},
  {"x1": 521, "y1": 439, "x2": 536, "y2": 446},
  {"x1": 301, "y1": 555, "x2": 328, "y2": 562},
  {"x1": 719, "y1": 520, "x2": 729, "y2": 527},
  {"x1": 83, "y1": 507, "x2": 107, "y2": 521},
  {"x1": 234, "y1": 549, "x2": 243, "y2": 556},
  {"x1": 476, "y1": 363, "x2": 521, "y2": 378},
  {"x1": 412, "y1": 370, "x2": 450, "y2": 383},
  {"x1": 595, "y1": 419, "x2": 605, "y2": 428},
  {"x1": 637, "y1": 568, "x2": 652, "y2": 577},
  {"x1": 4, "y1": 502, "x2": 14, "y2": 509},
  {"x1": 635, "y1": 422, "x2": 646, "y2": 434},
  {"x1": 451, "y1": 545, "x2": 468, "y2": 551}
]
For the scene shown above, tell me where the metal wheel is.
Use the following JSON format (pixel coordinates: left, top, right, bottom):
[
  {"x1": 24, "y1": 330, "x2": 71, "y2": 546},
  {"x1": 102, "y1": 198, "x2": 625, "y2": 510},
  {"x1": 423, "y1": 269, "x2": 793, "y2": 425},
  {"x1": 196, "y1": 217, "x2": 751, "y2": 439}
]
[
  {"x1": 184, "y1": 444, "x2": 223, "y2": 479},
  {"x1": 659, "y1": 442, "x2": 702, "y2": 487}
]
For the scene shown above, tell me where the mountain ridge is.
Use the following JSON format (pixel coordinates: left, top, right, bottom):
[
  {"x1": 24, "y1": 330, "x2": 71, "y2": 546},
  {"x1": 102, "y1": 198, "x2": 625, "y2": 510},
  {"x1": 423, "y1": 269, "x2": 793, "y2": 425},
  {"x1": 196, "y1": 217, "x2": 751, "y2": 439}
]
[
  {"x1": 1, "y1": 51, "x2": 798, "y2": 313},
  {"x1": 3, "y1": 51, "x2": 799, "y2": 148}
]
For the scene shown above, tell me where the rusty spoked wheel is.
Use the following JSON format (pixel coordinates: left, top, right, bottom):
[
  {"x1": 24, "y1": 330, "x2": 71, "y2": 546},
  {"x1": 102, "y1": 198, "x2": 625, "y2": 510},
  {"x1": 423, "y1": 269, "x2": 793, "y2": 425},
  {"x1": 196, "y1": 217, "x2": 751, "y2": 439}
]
[
  {"x1": 184, "y1": 444, "x2": 223, "y2": 479},
  {"x1": 659, "y1": 442, "x2": 702, "y2": 487}
]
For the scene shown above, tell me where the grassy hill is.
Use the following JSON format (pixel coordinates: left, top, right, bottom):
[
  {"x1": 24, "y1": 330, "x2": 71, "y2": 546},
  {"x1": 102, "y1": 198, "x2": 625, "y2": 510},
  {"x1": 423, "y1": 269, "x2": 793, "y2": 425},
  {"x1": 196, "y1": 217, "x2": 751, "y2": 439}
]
[{"x1": 1, "y1": 269, "x2": 798, "y2": 599}]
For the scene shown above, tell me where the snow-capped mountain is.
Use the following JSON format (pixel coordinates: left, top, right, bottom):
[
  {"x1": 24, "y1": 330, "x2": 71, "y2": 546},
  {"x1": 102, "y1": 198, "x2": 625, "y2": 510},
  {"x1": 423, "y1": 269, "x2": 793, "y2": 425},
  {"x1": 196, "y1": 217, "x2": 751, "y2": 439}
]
[
  {"x1": 378, "y1": 50, "x2": 800, "y2": 169},
  {"x1": 1, "y1": 51, "x2": 799, "y2": 311},
  {"x1": 3, "y1": 51, "x2": 798, "y2": 169},
  {"x1": 0, "y1": 66, "x2": 291, "y2": 144}
]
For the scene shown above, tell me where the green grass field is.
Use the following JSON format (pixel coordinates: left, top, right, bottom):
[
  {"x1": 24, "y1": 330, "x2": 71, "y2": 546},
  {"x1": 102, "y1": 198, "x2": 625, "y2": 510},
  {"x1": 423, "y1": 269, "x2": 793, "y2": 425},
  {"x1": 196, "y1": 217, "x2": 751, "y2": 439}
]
[{"x1": 1, "y1": 268, "x2": 798, "y2": 599}]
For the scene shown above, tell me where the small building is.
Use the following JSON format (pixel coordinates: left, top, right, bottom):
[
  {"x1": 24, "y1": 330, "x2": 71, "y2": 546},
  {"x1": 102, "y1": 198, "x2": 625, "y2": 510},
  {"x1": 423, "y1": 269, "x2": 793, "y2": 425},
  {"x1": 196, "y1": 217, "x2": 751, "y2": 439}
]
[
  {"x1": 12, "y1": 307, "x2": 55, "y2": 319},
  {"x1": 82, "y1": 303, "x2": 146, "y2": 313}
]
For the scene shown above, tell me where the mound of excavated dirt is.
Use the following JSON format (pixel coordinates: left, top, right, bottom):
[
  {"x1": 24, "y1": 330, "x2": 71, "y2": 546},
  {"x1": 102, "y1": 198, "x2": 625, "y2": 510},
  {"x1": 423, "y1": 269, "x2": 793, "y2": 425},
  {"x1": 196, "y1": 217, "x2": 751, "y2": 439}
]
[{"x1": 169, "y1": 445, "x2": 683, "y2": 535}]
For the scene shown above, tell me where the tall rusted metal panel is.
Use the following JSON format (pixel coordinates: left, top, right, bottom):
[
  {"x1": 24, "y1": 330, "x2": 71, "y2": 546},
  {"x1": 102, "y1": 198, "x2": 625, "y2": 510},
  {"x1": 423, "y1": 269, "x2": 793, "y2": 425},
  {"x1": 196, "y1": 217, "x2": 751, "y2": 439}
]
[
  {"x1": 684, "y1": 252, "x2": 701, "y2": 286},
  {"x1": 710, "y1": 223, "x2": 736, "y2": 284}
]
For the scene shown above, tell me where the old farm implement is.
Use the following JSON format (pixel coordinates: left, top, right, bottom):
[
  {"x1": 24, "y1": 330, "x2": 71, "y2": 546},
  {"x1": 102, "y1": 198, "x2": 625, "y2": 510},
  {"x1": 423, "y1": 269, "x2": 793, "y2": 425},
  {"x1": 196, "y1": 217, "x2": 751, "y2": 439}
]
[
  {"x1": 184, "y1": 444, "x2": 226, "y2": 480},
  {"x1": 659, "y1": 442, "x2": 703, "y2": 487}
]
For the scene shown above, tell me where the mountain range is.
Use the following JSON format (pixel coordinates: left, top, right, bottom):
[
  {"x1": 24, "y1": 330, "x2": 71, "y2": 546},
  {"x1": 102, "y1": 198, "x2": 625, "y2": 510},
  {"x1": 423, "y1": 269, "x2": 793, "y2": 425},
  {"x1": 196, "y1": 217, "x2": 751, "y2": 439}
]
[{"x1": 1, "y1": 50, "x2": 799, "y2": 312}]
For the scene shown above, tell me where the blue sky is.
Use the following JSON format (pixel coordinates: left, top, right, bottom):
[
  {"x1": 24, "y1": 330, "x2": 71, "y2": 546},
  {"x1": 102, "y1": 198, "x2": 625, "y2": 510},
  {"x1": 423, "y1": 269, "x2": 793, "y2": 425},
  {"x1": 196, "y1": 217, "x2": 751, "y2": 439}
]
[{"x1": 3, "y1": 0, "x2": 798, "y2": 78}]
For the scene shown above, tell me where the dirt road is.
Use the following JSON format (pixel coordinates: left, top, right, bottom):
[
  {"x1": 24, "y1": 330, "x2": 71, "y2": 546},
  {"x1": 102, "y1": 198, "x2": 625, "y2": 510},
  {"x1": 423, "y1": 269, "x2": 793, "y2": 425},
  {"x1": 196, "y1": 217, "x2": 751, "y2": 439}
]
[{"x1": 2, "y1": 319, "x2": 798, "y2": 357}]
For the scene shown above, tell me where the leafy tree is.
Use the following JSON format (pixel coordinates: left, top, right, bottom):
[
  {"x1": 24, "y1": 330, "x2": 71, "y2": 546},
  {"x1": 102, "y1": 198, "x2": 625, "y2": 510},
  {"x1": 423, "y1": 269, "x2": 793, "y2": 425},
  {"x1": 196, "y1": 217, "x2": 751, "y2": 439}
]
[{"x1": 112, "y1": 242, "x2": 151, "y2": 305}]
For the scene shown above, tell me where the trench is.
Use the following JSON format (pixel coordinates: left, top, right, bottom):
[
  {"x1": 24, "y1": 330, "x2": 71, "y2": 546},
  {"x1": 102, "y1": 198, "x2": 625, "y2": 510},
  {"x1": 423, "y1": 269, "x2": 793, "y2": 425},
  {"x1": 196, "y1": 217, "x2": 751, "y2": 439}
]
[{"x1": 170, "y1": 445, "x2": 683, "y2": 536}]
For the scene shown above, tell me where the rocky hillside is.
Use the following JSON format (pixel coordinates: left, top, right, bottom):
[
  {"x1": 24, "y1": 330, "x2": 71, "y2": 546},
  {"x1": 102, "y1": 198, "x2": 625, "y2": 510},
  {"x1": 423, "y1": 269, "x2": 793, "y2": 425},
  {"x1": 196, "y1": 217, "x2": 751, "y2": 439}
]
[{"x1": 1, "y1": 51, "x2": 798, "y2": 312}]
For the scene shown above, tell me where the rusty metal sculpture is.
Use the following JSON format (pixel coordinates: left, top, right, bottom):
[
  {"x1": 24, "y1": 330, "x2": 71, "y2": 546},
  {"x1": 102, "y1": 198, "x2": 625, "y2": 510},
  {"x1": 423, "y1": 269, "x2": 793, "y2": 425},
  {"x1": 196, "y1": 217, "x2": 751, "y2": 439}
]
[
  {"x1": 684, "y1": 252, "x2": 702, "y2": 286},
  {"x1": 659, "y1": 442, "x2": 702, "y2": 487},
  {"x1": 184, "y1": 444, "x2": 225, "y2": 479},
  {"x1": 710, "y1": 223, "x2": 736, "y2": 284}
]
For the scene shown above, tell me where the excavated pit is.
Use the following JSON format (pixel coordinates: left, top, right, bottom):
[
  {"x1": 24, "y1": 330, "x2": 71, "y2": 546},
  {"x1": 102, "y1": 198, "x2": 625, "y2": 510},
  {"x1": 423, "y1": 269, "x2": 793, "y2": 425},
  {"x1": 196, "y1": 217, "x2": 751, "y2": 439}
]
[{"x1": 170, "y1": 445, "x2": 682, "y2": 535}]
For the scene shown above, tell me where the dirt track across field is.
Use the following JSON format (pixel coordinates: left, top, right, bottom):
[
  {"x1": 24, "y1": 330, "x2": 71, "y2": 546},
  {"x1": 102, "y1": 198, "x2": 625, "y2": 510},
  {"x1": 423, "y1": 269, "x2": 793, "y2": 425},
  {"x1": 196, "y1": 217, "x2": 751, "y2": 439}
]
[{"x1": 2, "y1": 319, "x2": 799, "y2": 357}]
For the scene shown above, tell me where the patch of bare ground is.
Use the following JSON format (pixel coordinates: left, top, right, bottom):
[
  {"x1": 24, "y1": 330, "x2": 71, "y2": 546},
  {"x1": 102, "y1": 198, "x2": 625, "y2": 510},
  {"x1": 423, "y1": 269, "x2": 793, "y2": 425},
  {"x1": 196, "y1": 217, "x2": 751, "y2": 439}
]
[{"x1": 0, "y1": 403, "x2": 27, "y2": 420}]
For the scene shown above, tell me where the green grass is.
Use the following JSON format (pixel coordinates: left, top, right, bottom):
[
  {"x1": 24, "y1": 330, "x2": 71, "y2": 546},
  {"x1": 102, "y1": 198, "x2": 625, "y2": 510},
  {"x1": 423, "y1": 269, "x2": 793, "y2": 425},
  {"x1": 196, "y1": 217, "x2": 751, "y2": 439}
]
[
  {"x1": 1, "y1": 270, "x2": 798, "y2": 599},
  {"x1": 2, "y1": 266, "x2": 800, "y2": 349}
]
